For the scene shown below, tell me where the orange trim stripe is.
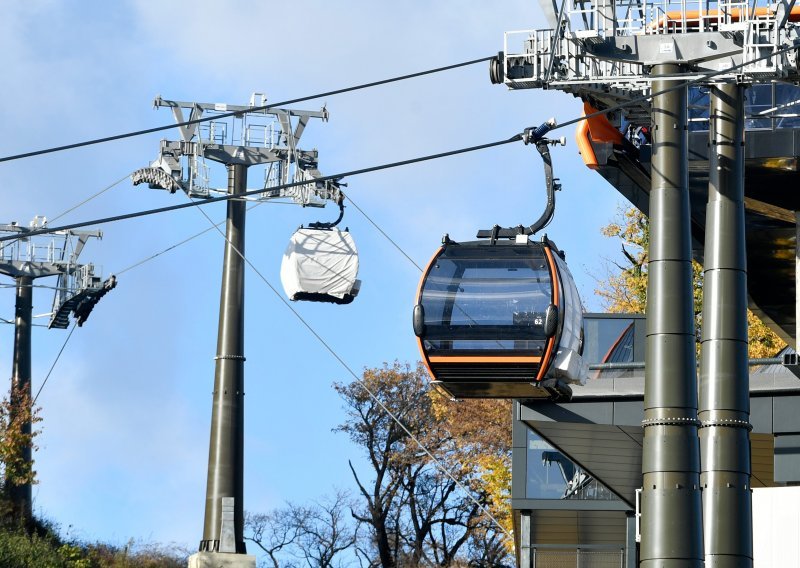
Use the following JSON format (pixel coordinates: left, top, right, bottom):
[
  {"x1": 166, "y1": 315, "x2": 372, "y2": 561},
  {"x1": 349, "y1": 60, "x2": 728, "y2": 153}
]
[
  {"x1": 428, "y1": 356, "x2": 542, "y2": 364},
  {"x1": 536, "y1": 246, "x2": 560, "y2": 381}
]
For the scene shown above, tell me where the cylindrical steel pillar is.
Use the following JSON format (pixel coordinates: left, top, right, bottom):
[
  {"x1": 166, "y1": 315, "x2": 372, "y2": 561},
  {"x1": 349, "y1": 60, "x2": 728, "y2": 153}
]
[
  {"x1": 200, "y1": 163, "x2": 247, "y2": 553},
  {"x1": 640, "y1": 64, "x2": 704, "y2": 567},
  {"x1": 8, "y1": 275, "x2": 33, "y2": 524},
  {"x1": 699, "y1": 83, "x2": 752, "y2": 567}
]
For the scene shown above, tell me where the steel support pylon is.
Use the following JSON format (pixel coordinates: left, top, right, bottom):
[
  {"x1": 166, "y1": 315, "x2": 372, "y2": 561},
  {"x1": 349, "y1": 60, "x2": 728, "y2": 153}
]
[
  {"x1": 8, "y1": 275, "x2": 33, "y2": 525},
  {"x1": 699, "y1": 83, "x2": 753, "y2": 567},
  {"x1": 200, "y1": 164, "x2": 247, "y2": 554},
  {"x1": 640, "y1": 63, "x2": 704, "y2": 567}
]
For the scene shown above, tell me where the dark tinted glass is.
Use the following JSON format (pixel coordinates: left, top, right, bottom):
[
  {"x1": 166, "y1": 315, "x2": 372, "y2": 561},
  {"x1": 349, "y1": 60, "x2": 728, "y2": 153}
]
[
  {"x1": 420, "y1": 248, "x2": 551, "y2": 353},
  {"x1": 774, "y1": 83, "x2": 800, "y2": 129},
  {"x1": 746, "y1": 84, "x2": 773, "y2": 130},
  {"x1": 582, "y1": 317, "x2": 637, "y2": 364}
]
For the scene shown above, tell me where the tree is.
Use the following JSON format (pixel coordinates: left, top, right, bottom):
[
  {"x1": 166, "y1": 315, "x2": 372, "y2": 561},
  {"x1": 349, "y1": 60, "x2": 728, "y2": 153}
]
[
  {"x1": 245, "y1": 490, "x2": 357, "y2": 568},
  {"x1": 333, "y1": 363, "x2": 510, "y2": 567},
  {"x1": 293, "y1": 491, "x2": 358, "y2": 568},
  {"x1": 245, "y1": 364, "x2": 513, "y2": 567},
  {"x1": 245, "y1": 507, "x2": 303, "y2": 568},
  {"x1": 0, "y1": 384, "x2": 42, "y2": 525},
  {"x1": 597, "y1": 206, "x2": 786, "y2": 357},
  {"x1": 428, "y1": 397, "x2": 513, "y2": 557}
]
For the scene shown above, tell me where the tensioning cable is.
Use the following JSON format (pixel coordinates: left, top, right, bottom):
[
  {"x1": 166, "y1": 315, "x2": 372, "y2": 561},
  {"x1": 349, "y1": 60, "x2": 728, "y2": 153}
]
[{"x1": 0, "y1": 56, "x2": 494, "y2": 164}]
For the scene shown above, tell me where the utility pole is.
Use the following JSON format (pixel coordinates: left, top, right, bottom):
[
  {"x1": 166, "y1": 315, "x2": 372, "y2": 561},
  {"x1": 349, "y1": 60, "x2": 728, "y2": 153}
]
[
  {"x1": 134, "y1": 93, "x2": 341, "y2": 567},
  {"x1": 202, "y1": 163, "x2": 247, "y2": 554},
  {"x1": 640, "y1": 65, "x2": 704, "y2": 567},
  {"x1": 699, "y1": 83, "x2": 752, "y2": 567},
  {"x1": 9, "y1": 275, "x2": 32, "y2": 522},
  {"x1": 0, "y1": 218, "x2": 114, "y2": 526}
]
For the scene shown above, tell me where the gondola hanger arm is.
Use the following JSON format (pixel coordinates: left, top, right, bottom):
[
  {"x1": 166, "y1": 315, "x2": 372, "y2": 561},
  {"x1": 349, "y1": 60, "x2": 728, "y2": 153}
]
[{"x1": 477, "y1": 118, "x2": 566, "y2": 240}]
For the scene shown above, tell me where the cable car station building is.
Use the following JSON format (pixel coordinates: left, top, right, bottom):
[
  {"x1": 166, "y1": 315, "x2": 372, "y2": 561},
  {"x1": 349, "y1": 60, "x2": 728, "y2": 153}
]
[
  {"x1": 486, "y1": 0, "x2": 800, "y2": 564},
  {"x1": 498, "y1": 51, "x2": 800, "y2": 568},
  {"x1": 516, "y1": 315, "x2": 800, "y2": 567}
]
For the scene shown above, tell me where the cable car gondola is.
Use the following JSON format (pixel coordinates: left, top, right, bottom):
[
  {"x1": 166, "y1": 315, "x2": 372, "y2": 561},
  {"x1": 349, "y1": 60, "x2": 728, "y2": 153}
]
[
  {"x1": 412, "y1": 120, "x2": 587, "y2": 400},
  {"x1": 280, "y1": 197, "x2": 361, "y2": 304}
]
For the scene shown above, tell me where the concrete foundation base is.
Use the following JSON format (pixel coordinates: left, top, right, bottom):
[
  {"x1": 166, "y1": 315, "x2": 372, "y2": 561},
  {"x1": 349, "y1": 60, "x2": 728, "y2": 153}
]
[{"x1": 188, "y1": 551, "x2": 257, "y2": 568}]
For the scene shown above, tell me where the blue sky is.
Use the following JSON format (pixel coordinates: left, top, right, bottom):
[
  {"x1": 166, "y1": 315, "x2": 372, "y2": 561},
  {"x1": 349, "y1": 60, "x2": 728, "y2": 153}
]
[{"x1": 0, "y1": 0, "x2": 625, "y2": 556}]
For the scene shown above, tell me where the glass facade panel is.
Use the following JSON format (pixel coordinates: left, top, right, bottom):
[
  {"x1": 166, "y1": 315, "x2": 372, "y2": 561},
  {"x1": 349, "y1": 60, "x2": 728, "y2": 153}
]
[
  {"x1": 688, "y1": 87, "x2": 710, "y2": 131},
  {"x1": 582, "y1": 317, "x2": 636, "y2": 365},
  {"x1": 682, "y1": 84, "x2": 800, "y2": 132},
  {"x1": 526, "y1": 428, "x2": 618, "y2": 501},
  {"x1": 746, "y1": 84, "x2": 774, "y2": 130},
  {"x1": 774, "y1": 83, "x2": 800, "y2": 129}
]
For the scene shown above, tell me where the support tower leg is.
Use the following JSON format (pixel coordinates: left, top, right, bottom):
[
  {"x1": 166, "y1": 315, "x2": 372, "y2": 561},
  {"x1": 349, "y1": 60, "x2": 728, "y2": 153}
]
[
  {"x1": 200, "y1": 164, "x2": 248, "y2": 554},
  {"x1": 699, "y1": 83, "x2": 753, "y2": 567},
  {"x1": 640, "y1": 63, "x2": 704, "y2": 567},
  {"x1": 8, "y1": 275, "x2": 33, "y2": 526}
]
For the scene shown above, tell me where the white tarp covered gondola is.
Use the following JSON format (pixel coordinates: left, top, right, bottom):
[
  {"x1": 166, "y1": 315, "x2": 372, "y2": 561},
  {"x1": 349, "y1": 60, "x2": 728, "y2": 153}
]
[{"x1": 280, "y1": 228, "x2": 361, "y2": 304}]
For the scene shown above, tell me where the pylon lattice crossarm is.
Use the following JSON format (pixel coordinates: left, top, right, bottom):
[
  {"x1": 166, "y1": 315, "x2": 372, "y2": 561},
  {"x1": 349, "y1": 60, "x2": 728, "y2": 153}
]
[
  {"x1": 495, "y1": 0, "x2": 800, "y2": 126},
  {"x1": 137, "y1": 94, "x2": 342, "y2": 208}
]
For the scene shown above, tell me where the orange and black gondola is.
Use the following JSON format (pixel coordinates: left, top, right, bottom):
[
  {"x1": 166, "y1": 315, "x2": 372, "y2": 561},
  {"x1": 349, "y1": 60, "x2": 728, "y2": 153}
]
[{"x1": 412, "y1": 119, "x2": 587, "y2": 400}]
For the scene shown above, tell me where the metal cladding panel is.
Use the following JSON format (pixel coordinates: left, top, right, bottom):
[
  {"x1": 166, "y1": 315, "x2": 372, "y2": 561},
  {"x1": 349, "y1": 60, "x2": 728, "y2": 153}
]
[
  {"x1": 750, "y1": 433, "x2": 775, "y2": 488},
  {"x1": 613, "y1": 402, "x2": 645, "y2": 426},
  {"x1": 528, "y1": 510, "x2": 628, "y2": 546},
  {"x1": 512, "y1": 450, "x2": 528, "y2": 500},
  {"x1": 744, "y1": 129, "x2": 797, "y2": 158},
  {"x1": 773, "y1": 395, "x2": 800, "y2": 433},
  {"x1": 750, "y1": 396, "x2": 774, "y2": 433},
  {"x1": 774, "y1": 434, "x2": 800, "y2": 483},
  {"x1": 519, "y1": 401, "x2": 612, "y2": 424}
]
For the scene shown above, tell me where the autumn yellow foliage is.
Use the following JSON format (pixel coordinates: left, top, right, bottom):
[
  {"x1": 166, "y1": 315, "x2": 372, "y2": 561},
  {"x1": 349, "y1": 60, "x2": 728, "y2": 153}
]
[
  {"x1": 597, "y1": 206, "x2": 786, "y2": 358},
  {"x1": 430, "y1": 394, "x2": 515, "y2": 552}
]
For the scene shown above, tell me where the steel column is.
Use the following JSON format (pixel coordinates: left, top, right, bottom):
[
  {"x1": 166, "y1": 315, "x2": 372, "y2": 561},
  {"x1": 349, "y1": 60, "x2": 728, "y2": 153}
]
[
  {"x1": 8, "y1": 275, "x2": 33, "y2": 524},
  {"x1": 699, "y1": 83, "x2": 752, "y2": 567},
  {"x1": 640, "y1": 63, "x2": 704, "y2": 567},
  {"x1": 625, "y1": 513, "x2": 637, "y2": 568},
  {"x1": 200, "y1": 164, "x2": 247, "y2": 554}
]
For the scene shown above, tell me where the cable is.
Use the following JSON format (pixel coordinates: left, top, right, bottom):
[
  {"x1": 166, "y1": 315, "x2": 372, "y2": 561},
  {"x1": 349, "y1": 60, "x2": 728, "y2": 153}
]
[
  {"x1": 48, "y1": 174, "x2": 130, "y2": 224},
  {"x1": 32, "y1": 322, "x2": 77, "y2": 406},
  {"x1": 8, "y1": 39, "x2": 799, "y2": 245},
  {"x1": 344, "y1": 195, "x2": 423, "y2": 272},
  {"x1": 4, "y1": 41, "x2": 796, "y2": 246},
  {"x1": 191, "y1": 200, "x2": 513, "y2": 539},
  {"x1": 1, "y1": 322, "x2": 77, "y2": 435},
  {"x1": 1, "y1": 38, "x2": 793, "y2": 168},
  {"x1": 113, "y1": 200, "x2": 297, "y2": 276},
  {"x1": 0, "y1": 136, "x2": 520, "y2": 244},
  {"x1": 114, "y1": 213, "x2": 231, "y2": 276},
  {"x1": 0, "y1": 56, "x2": 494, "y2": 164}
]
